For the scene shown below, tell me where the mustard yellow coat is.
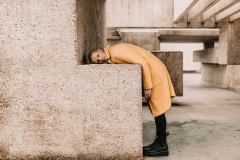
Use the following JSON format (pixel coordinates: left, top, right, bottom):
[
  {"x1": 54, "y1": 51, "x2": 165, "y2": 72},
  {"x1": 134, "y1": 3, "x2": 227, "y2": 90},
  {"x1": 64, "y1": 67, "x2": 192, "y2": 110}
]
[{"x1": 104, "y1": 43, "x2": 176, "y2": 117}]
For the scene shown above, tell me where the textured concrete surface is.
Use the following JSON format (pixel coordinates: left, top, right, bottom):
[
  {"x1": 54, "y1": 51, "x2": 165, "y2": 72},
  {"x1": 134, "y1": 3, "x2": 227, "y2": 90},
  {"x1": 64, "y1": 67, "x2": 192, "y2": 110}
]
[
  {"x1": 201, "y1": 64, "x2": 240, "y2": 92},
  {"x1": 193, "y1": 48, "x2": 227, "y2": 65},
  {"x1": 76, "y1": 0, "x2": 106, "y2": 64},
  {"x1": 228, "y1": 19, "x2": 240, "y2": 65},
  {"x1": 0, "y1": 0, "x2": 143, "y2": 159},
  {"x1": 214, "y1": 21, "x2": 240, "y2": 65},
  {"x1": 143, "y1": 73, "x2": 240, "y2": 160},
  {"x1": 120, "y1": 32, "x2": 160, "y2": 51},
  {"x1": 192, "y1": 24, "x2": 228, "y2": 65},
  {"x1": 152, "y1": 52, "x2": 183, "y2": 96},
  {"x1": 194, "y1": 21, "x2": 240, "y2": 91},
  {"x1": 0, "y1": 64, "x2": 143, "y2": 160},
  {"x1": 106, "y1": 0, "x2": 173, "y2": 27},
  {"x1": 107, "y1": 29, "x2": 160, "y2": 50}
]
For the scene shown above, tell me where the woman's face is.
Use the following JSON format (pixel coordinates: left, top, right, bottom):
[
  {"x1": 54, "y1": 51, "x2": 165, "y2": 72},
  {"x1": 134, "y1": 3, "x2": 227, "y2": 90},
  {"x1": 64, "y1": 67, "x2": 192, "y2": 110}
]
[{"x1": 91, "y1": 49, "x2": 107, "y2": 64}]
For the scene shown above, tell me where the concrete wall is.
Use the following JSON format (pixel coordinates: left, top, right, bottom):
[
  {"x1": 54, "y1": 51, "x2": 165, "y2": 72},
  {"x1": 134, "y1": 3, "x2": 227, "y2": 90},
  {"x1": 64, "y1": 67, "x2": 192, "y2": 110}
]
[
  {"x1": 201, "y1": 64, "x2": 240, "y2": 92},
  {"x1": 0, "y1": 0, "x2": 143, "y2": 159},
  {"x1": 107, "y1": 29, "x2": 160, "y2": 51},
  {"x1": 120, "y1": 32, "x2": 160, "y2": 51},
  {"x1": 76, "y1": 0, "x2": 106, "y2": 64},
  {"x1": 106, "y1": 0, "x2": 174, "y2": 27},
  {"x1": 228, "y1": 19, "x2": 240, "y2": 65}
]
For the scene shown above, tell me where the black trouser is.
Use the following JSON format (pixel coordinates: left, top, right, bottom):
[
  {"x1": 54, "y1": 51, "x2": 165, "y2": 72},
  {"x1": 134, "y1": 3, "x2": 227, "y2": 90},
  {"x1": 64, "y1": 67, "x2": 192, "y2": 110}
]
[{"x1": 155, "y1": 113, "x2": 167, "y2": 143}]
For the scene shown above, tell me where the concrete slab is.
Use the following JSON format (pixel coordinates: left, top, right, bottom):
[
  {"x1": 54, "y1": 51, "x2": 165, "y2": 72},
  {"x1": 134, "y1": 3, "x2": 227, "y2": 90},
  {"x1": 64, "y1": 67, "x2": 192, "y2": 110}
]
[
  {"x1": 143, "y1": 73, "x2": 240, "y2": 160},
  {"x1": 107, "y1": 28, "x2": 219, "y2": 44}
]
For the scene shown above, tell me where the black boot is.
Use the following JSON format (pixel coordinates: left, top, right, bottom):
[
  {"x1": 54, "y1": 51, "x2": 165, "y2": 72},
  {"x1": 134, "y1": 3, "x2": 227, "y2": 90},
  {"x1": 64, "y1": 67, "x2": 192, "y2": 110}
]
[
  {"x1": 143, "y1": 114, "x2": 169, "y2": 157},
  {"x1": 143, "y1": 137, "x2": 169, "y2": 157}
]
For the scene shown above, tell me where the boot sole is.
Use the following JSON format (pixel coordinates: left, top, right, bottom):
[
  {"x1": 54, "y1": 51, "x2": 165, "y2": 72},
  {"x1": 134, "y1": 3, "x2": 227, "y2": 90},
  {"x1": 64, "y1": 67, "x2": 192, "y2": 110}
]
[{"x1": 143, "y1": 150, "x2": 169, "y2": 157}]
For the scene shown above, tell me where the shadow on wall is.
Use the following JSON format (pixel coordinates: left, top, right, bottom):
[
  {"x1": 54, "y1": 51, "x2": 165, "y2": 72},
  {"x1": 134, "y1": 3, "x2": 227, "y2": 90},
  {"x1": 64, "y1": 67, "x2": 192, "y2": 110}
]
[{"x1": 76, "y1": 0, "x2": 106, "y2": 65}]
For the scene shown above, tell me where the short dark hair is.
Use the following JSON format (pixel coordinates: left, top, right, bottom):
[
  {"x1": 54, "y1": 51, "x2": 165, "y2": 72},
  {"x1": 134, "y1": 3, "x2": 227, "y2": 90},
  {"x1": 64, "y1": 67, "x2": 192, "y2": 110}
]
[{"x1": 87, "y1": 49, "x2": 98, "y2": 64}]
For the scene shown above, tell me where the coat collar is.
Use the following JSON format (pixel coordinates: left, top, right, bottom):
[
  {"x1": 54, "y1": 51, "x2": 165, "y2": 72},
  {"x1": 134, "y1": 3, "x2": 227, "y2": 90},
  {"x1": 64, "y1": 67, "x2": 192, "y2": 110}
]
[{"x1": 104, "y1": 45, "x2": 113, "y2": 64}]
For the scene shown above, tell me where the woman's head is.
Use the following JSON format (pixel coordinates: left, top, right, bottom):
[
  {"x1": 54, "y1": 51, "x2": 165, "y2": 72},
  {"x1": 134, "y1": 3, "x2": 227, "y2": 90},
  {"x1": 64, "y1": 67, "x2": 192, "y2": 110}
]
[{"x1": 88, "y1": 49, "x2": 108, "y2": 64}]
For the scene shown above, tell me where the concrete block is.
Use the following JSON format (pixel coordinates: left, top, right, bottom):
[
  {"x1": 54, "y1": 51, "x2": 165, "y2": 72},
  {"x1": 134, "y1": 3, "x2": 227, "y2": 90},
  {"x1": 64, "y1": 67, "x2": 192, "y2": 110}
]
[
  {"x1": 0, "y1": 65, "x2": 142, "y2": 159},
  {"x1": 0, "y1": 0, "x2": 143, "y2": 159},
  {"x1": 152, "y1": 52, "x2": 183, "y2": 96},
  {"x1": 193, "y1": 48, "x2": 227, "y2": 65},
  {"x1": 201, "y1": 64, "x2": 240, "y2": 92}
]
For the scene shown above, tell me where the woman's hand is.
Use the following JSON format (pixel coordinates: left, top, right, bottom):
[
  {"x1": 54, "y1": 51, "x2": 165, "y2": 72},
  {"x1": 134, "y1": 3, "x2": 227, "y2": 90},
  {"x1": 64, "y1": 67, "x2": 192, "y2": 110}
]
[{"x1": 144, "y1": 89, "x2": 151, "y2": 101}]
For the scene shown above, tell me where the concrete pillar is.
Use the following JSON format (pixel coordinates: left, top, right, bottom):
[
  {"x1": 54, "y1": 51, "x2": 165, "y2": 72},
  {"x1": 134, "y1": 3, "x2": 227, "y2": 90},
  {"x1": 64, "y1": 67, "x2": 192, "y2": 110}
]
[
  {"x1": 228, "y1": 19, "x2": 240, "y2": 65},
  {"x1": 0, "y1": 0, "x2": 142, "y2": 159},
  {"x1": 215, "y1": 21, "x2": 240, "y2": 65}
]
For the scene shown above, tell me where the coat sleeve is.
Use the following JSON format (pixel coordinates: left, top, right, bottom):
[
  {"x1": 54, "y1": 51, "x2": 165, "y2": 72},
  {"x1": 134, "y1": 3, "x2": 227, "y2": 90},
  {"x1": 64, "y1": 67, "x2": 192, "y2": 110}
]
[{"x1": 114, "y1": 46, "x2": 153, "y2": 90}]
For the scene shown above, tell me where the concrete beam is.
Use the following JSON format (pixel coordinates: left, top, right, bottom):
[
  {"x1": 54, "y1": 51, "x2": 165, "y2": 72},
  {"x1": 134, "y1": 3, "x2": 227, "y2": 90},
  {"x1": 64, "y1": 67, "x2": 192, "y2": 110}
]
[
  {"x1": 158, "y1": 29, "x2": 219, "y2": 42},
  {"x1": 203, "y1": 0, "x2": 238, "y2": 21},
  {"x1": 188, "y1": 0, "x2": 217, "y2": 20},
  {"x1": 174, "y1": 0, "x2": 199, "y2": 23},
  {"x1": 229, "y1": 10, "x2": 240, "y2": 21},
  {"x1": 216, "y1": 2, "x2": 240, "y2": 21},
  {"x1": 152, "y1": 52, "x2": 183, "y2": 96}
]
